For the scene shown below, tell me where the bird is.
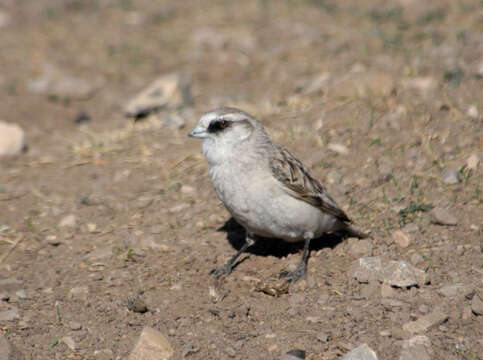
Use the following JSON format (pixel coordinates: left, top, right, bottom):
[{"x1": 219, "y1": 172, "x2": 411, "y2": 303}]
[{"x1": 188, "y1": 107, "x2": 368, "y2": 282}]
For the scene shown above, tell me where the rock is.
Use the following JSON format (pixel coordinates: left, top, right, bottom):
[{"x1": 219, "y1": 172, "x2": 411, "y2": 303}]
[
  {"x1": 0, "y1": 308, "x2": 19, "y2": 321},
  {"x1": 15, "y1": 290, "x2": 27, "y2": 300},
  {"x1": 437, "y1": 284, "x2": 468, "y2": 298},
  {"x1": 399, "y1": 335, "x2": 432, "y2": 360},
  {"x1": 69, "y1": 321, "x2": 82, "y2": 331},
  {"x1": 0, "y1": 10, "x2": 10, "y2": 29},
  {"x1": 317, "y1": 332, "x2": 330, "y2": 343},
  {"x1": 127, "y1": 296, "x2": 148, "y2": 313},
  {"x1": 282, "y1": 349, "x2": 306, "y2": 360},
  {"x1": 0, "y1": 122, "x2": 26, "y2": 156},
  {"x1": 466, "y1": 154, "x2": 479, "y2": 170},
  {"x1": 160, "y1": 112, "x2": 186, "y2": 129},
  {"x1": 61, "y1": 336, "x2": 76, "y2": 351},
  {"x1": 0, "y1": 335, "x2": 24, "y2": 360},
  {"x1": 125, "y1": 73, "x2": 192, "y2": 118},
  {"x1": 349, "y1": 257, "x2": 384, "y2": 283},
  {"x1": 430, "y1": 207, "x2": 458, "y2": 226},
  {"x1": 0, "y1": 278, "x2": 22, "y2": 292},
  {"x1": 342, "y1": 343, "x2": 378, "y2": 360},
  {"x1": 410, "y1": 253, "x2": 424, "y2": 265},
  {"x1": 471, "y1": 293, "x2": 483, "y2": 315},
  {"x1": 83, "y1": 247, "x2": 113, "y2": 261},
  {"x1": 327, "y1": 143, "x2": 349, "y2": 155},
  {"x1": 382, "y1": 261, "x2": 427, "y2": 288},
  {"x1": 392, "y1": 230, "x2": 411, "y2": 248},
  {"x1": 442, "y1": 168, "x2": 460, "y2": 184},
  {"x1": 58, "y1": 214, "x2": 77, "y2": 228},
  {"x1": 128, "y1": 327, "x2": 174, "y2": 360},
  {"x1": 381, "y1": 283, "x2": 398, "y2": 298},
  {"x1": 403, "y1": 308, "x2": 448, "y2": 334},
  {"x1": 27, "y1": 64, "x2": 102, "y2": 99},
  {"x1": 400, "y1": 77, "x2": 437, "y2": 96},
  {"x1": 69, "y1": 286, "x2": 89, "y2": 301},
  {"x1": 466, "y1": 105, "x2": 479, "y2": 119},
  {"x1": 402, "y1": 223, "x2": 419, "y2": 234},
  {"x1": 349, "y1": 240, "x2": 373, "y2": 257}
]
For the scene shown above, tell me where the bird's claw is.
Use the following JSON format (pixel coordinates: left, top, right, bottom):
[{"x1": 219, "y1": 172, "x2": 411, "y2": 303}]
[
  {"x1": 280, "y1": 263, "x2": 307, "y2": 283},
  {"x1": 210, "y1": 263, "x2": 233, "y2": 278}
]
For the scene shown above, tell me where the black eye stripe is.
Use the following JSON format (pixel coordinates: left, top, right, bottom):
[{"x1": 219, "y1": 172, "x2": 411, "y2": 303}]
[{"x1": 208, "y1": 119, "x2": 231, "y2": 133}]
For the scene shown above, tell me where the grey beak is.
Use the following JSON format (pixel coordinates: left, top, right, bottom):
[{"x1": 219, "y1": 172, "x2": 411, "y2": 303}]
[{"x1": 188, "y1": 125, "x2": 207, "y2": 139}]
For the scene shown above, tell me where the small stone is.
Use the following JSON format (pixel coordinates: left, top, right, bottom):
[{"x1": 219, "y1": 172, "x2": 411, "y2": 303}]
[
  {"x1": 379, "y1": 329, "x2": 391, "y2": 337},
  {"x1": 180, "y1": 185, "x2": 195, "y2": 195},
  {"x1": 437, "y1": 284, "x2": 465, "y2": 298},
  {"x1": 382, "y1": 261, "x2": 427, "y2": 288},
  {"x1": 0, "y1": 10, "x2": 10, "y2": 28},
  {"x1": 419, "y1": 304, "x2": 430, "y2": 314},
  {"x1": 128, "y1": 327, "x2": 174, "y2": 360},
  {"x1": 15, "y1": 290, "x2": 27, "y2": 300},
  {"x1": 282, "y1": 349, "x2": 306, "y2": 360},
  {"x1": 461, "y1": 306, "x2": 473, "y2": 323},
  {"x1": 399, "y1": 335, "x2": 432, "y2": 360},
  {"x1": 0, "y1": 121, "x2": 26, "y2": 156},
  {"x1": 46, "y1": 235, "x2": 61, "y2": 246},
  {"x1": 430, "y1": 207, "x2": 458, "y2": 226},
  {"x1": 127, "y1": 296, "x2": 148, "y2": 313},
  {"x1": 466, "y1": 154, "x2": 479, "y2": 170},
  {"x1": 402, "y1": 223, "x2": 419, "y2": 234},
  {"x1": 69, "y1": 286, "x2": 89, "y2": 300},
  {"x1": 403, "y1": 308, "x2": 448, "y2": 334},
  {"x1": 61, "y1": 336, "x2": 76, "y2": 351},
  {"x1": 160, "y1": 112, "x2": 186, "y2": 129},
  {"x1": 327, "y1": 143, "x2": 349, "y2": 155},
  {"x1": 410, "y1": 253, "x2": 424, "y2": 266},
  {"x1": 392, "y1": 230, "x2": 411, "y2": 248},
  {"x1": 224, "y1": 347, "x2": 236, "y2": 357},
  {"x1": 125, "y1": 72, "x2": 192, "y2": 118},
  {"x1": 317, "y1": 332, "x2": 330, "y2": 343},
  {"x1": 342, "y1": 343, "x2": 378, "y2": 360},
  {"x1": 471, "y1": 293, "x2": 483, "y2": 315},
  {"x1": 466, "y1": 105, "x2": 479, "y2": 119},
  {"x1": 59, "y1": 214, "x2": 77, "y2": 228},
  {"x1": 83, "y1": 247, "x2": 113, "y2": 261},
  {"x1": 400, "y1": 77, "x2": 437, "y2": 96},
  {"x1": 0, "y1": 308, "x2": 19, "y2": 321},
  {"x1": 69, "y1": 321, "x2": 82, "y2": 331},
  {"x1": 442, "y1": 168, "x2": 460, "y2": 184},
  {"x1": 349, "y1": 256, "x2": 383, "y2": 283}
]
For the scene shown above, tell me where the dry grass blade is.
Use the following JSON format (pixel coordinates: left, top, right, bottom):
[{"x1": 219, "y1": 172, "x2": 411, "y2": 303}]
[{"x1": 0, "y1": 234, "x2": 23, "y2": 264}]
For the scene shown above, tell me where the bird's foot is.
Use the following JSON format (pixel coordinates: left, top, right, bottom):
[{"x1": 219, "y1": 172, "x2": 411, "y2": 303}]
[
  {"x1": 210, "y1": 262, "x2": 233, "y2": 278},
  {"x1": 280, "y1": 262, "x2": 307, "y2": 283}
]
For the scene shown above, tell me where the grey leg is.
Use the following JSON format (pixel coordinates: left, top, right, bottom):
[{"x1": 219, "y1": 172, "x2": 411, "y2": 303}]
[
  {"x1": 211, "y1": 232, "x2": 255, "y2": 278},
  {"x1": 280, "y1": 236, "x2": 311, "y2": 283}
]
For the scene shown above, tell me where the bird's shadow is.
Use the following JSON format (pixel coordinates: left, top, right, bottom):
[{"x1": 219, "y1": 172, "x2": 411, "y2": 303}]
[{"x1": 217, "y1": 217, "x2": 347, "y2": 259}]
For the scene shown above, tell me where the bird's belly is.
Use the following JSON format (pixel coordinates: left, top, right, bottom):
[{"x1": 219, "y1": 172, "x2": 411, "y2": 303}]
[{"x1": 213, "y1": 169, "x2": 336, "y2": 242}]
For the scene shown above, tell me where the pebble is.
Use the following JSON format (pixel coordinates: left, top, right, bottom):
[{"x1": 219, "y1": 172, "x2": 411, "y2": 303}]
[
  {"x1": 61, "y1": 336, "x2": 76, "y2": 351},
  {"x1": 0, "y1": 121, "x2": 26, "y2": 156},
  {"x1": 317, "y1": 332, "x2": 330, "y2": 343},
  {"x1": 15, "y1": 289, "x2": 27, "y2": 300},
  {"x1": 161, "y1": 112, "x2": 186, "y2": 129},
  {"x1": 69, "y1": 286, "x2": 89, "y2": 301},
  {"x1": 442, "y1": 168, "x2": 460, "y2": 184},
  {"x1": 327, "y1": 143, "x2": 349, "y2": 155},
  {"x1": 399, "y1": 335, "x2": 432, "y2": 360},
  {"x1": 430, "y1": 207, "x2": 458, "y2": 226},
  {"x1": 0, "y1": 308, "x2": 19, "y2": 321},
  {"x1": 125, "y1": 72, "x2": 192, "y2": 118},
  {"x1": 382, "y1": 261, "x2": 427, "y2": 288},
  {"x1": 437, "y1": 284, "x2": 467, "y2": 298},
  {"x1": 466, "y1": 105, "x2": 479, "y2": 119},
  {"x1": 127, "y1": 296, "x2": 148, "y2": 313},
  {"x1": 392, "y1": 230, "x2": 411, "y2": 248},
  {"x1": 379, "y1": 329, "x2": 391, "y2": 337},
  {"x1": 403, "y1": 308, "x2": 448, "y2": 334},
  {"x1": 349, "y1": 256, "x2": 383, "y2": 283},
  {"x1": 349, "y1": 240, "x2": 373, "y2": 257},
  {"x1": 400, "y1": 77, "x2": 437, "y2": 96},
  {"x1": 58, "y1": 214, "x2": 77, "y2": 228},
  {"x1": 282, "y1": 349, "x2": 306, "y2": 360},
  {"x1": 69, "y1": 321, "x2": 82, "y2": 331},
  {"x1": 471, "y1": 293, "x2": 483, "y2": 315},
  {"x1": 128, "y1": 327, "x2": 174, "y2": 360},
  {"x1": 410, "y1": 253, "x2": 424, "y2": 266},
  {"x1": 466, "y1": 154, "x2": 479, "y2": 170},
  {"x1": 342, "y1": 343, "x2": 378, "y2": 360}
]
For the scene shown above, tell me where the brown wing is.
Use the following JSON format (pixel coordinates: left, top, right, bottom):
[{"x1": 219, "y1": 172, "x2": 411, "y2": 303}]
[{"x1": 270, "y1": 144, "x2": 351, "y2": 223}]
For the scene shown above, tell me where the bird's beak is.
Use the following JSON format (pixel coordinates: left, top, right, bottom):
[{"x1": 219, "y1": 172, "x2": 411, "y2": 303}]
[{"x1": 188, "y1": 125, "x2": 208, "y2": 139}]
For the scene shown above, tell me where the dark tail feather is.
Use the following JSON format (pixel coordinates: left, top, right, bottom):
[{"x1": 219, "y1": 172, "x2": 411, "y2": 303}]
[{"x1": 344, "y1": 225, "x2": 369, "y2": 239}]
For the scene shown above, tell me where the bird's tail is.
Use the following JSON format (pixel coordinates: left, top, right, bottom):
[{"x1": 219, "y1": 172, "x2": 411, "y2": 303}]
[{"x1": 344, "y1": 225, "x2": 369, "y2": 239}]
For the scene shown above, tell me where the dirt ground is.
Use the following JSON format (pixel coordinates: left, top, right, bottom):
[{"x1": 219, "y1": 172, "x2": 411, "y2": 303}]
[{"x1": 0, "y1": 0, "x2": 482, "y2": 359}]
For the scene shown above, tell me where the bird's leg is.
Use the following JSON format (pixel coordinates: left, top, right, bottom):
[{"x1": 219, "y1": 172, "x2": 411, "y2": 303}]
[
  {"x1": 280, "y1": 236, "x2": 312, "y2": 283},
  {"x1": 211, "y1": 233, "x2": 255, "y2": 278}
]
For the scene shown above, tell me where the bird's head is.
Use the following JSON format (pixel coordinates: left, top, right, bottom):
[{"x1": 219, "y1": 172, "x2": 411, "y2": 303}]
[{"x1": 188, "y1": 107, "x2": 260, "y2": 145}]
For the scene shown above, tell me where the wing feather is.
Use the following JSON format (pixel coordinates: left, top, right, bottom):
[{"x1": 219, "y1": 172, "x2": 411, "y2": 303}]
[{"x1": 270, "y1": 144, "x2": 351, "y2": 223}]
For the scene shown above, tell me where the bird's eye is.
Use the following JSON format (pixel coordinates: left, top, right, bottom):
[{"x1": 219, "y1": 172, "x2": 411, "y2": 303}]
[{"x1": 220, "y1": 120, "x2": 229, "y2": 128}]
